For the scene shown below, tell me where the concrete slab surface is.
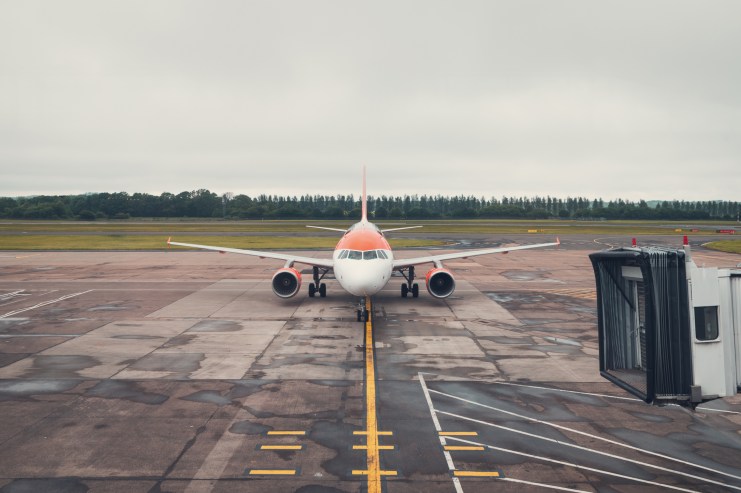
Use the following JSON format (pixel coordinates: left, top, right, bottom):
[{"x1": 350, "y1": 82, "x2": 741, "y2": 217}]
[{"x1": 0, "y1": 243, "x2": 739, "y2": 492}]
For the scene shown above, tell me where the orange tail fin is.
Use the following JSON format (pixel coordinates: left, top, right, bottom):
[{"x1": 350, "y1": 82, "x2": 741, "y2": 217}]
[{"x1": 361, "y1": 165, "x2": 368, "y2": 222}]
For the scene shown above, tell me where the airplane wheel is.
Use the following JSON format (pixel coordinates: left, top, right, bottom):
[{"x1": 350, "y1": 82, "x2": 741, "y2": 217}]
[
  {"x1": 319, "y1": 283, "x2": 327, "y2": 297},
  {"x1": 412, "y1": 283, "x2": 419, "y2": 298},
  {"x1": 309, "y1": 284, "x2": 316, "y2": 297},
  {"x1": 401, "y1": 284, "x2": 408, "y2": 298}
]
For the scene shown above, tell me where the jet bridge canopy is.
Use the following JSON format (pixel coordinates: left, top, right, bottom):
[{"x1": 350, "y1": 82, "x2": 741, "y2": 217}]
[{"x1": 589, "y1": 248, "x2": 693, "y2": 403}]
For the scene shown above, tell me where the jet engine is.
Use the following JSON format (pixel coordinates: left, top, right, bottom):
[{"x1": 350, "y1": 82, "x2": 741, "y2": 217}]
[
  {"x1": 272, "y1": 268, "x2": 302, "y2": 298},
  {"x1": 425, "y1": 268, "x2": 456, "y2": 298}
]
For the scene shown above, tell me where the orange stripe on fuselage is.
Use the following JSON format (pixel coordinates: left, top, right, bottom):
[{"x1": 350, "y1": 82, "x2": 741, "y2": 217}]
[{"x1": 335, "y1": 227, "x2": 391, "y2": 251}]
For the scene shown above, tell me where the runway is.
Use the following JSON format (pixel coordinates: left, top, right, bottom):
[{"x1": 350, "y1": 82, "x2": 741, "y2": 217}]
[{"x1": 0, "y1": 245, "x2": 739, "y2": 492}]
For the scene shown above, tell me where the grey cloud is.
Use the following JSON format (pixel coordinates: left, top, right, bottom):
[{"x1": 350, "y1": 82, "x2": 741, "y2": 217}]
[{"x1": 1, "y1": 1, "x2": 739, "y2": 200}]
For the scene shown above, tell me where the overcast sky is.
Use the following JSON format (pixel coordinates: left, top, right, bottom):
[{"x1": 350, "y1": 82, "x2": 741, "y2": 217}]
[{"x1": 1, "y1": 1, "x2": 739, "y2": 201}]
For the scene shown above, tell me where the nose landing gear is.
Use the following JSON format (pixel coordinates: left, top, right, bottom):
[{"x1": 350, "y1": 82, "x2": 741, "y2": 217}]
[{"x1": 356, "y1": 297, "x2": 369, "y2": 322}]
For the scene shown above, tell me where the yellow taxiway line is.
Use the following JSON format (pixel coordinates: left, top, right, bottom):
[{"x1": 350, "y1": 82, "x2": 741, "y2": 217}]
[
  {"x1": 365, "y1": 298, "x2": 382, "y2": 492},
  {"x1": 267, "y1": 430, "x2": 305, "y2": 436},
  {"x1": 259, "y1": 445, "x2": 303, "y2": 450},
  {"x1": 361, "y1": 298, "x2": 396, "y2": 491}
]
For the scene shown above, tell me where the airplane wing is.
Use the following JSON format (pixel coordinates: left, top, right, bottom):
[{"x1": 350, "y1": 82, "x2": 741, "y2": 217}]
[
  {"x1": 392, "y1": 239, "x2": 560, "y2": 269},
  {"x1": 167, "y1": 239, "x2": 335, "y2": 269}
]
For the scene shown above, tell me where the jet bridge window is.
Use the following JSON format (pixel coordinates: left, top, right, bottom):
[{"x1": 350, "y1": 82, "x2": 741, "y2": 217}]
[
  {"x1": 694, "y1": 306, "x2": 719, "y2": 341},
  {"x1": 363, "y1": 250, "x2": 378, "y2": 260},
  {"x1": 348, "y1": 250, "x2": 362, "y2": 260}
]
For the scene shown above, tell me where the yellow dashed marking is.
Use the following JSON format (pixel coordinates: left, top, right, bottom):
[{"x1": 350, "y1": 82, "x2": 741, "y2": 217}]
[
  {"x1": 547, "y1": 288, "x2": 597, "y2": 300},
  {"x1": 248, "y1": 469, "x2": 297, "y2": 475},
  {"x1": 354, "y1": 431, "x2": 393, "y2": 436},
  {"x1": 353, "y1": 445, "x2": 395, "y2": 450},
  {"x1": 454, "y1": 470, "x2": 500, "y2": 477},
  {"x1": 439, "y1": 431, "x2": 478, "y2": 436},
  {"x1": 267, "y1": 431, "x2": 305, "y2": 436},
  {"x1": 352, "y1": 470, "x2": 398, "y2": 476},
  {"x1": 444, "y1": 445, "x2": 484, "y2": 451},
  {"x1": 259, "y1": 445, "x2": 303, "y2": 450}
]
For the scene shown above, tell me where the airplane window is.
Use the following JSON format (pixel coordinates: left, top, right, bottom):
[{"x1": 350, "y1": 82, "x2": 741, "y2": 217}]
[
  {"x1": 348, "y1": 250, "x2": 362, "y2": 260},
  {"x1": 339, "y1": 250, "x2": 349, "y2": 259},
  {"x1": 363, "y1": 250, "x2": 378, "y2": 260},
  {"x1": 377, "y1": 250, "x2": 388, "y2": 259}
]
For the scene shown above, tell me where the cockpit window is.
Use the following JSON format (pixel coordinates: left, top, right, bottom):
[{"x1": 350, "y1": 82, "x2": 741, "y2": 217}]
[
  {"x1": 338, "y1": 250, "x2": 349, "y2": 259},
  {"x1": 377, "y1": 250, "x2": 388, "y2": 259},
  {"x1": 348, "y1": 250, "x2": 362, "y2": 260},
  {"x1": 363, "y1": 250, "x2": 378, "y2": 260}
]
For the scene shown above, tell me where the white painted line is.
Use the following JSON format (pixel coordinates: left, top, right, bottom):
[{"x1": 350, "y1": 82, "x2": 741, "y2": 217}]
[
  {"x1": 446, "y1": 436, "x2": 699, "y2": 493},
  {"x1": 0, "y1": 334, "x2": 79, "y2": 338},
  {"x1": 0, "y1": 290, "x2": 27, "y2": 301},
  {"x1": 438, "y1": 410, "x2": 740, "y2": 492},
  {"x1": 0, "y1": 290, "x2": 93, "y2": 319},
  {"x1": 418, "y1": 373, "x2": 464, "y2": 493},
  {"x1": 491, "y1": 381, "x2": 640, "y2": 401},
  {"x1": 430, "y1": 389, "x2": 741, "y2": 483},
  {"x1": 184, "y1": 408, "x2": 252, "y2": 493},
  {"x1": 498, "y1": 477, "x2": 587, "y2": 492},
  {"x1": 696, "y1": 407, "x2": 741, "y2": 415}
]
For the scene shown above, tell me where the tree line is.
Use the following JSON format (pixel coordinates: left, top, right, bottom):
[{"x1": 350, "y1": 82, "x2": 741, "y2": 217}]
[{"x1": 0, "y1": 191, "x2": 739, "y2": 221}]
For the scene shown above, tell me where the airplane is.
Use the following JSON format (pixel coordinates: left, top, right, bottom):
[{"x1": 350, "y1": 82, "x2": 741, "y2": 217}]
[{"x1": 167, "y1": 168, "x2": 559, "y2": 322}]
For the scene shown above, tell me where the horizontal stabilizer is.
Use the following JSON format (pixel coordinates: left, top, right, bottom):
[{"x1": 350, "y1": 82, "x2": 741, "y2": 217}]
[
  {"x1": 381, "y1": 226, "x2": 423, "y2": 233},
  {"x1": 306, "y1": 225, "x2": 347, "y2": 233}
]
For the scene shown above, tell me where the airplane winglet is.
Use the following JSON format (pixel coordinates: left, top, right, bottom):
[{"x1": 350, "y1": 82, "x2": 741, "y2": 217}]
[
  {"x1": 556, "y1": 237, "x2": 561, "y2": 247},
  {"x1": 167, "y1": 237, "x2": 171, "y2": 249}
]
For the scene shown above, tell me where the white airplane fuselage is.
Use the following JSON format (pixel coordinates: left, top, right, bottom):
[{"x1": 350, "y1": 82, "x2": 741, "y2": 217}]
[{"x1": 332, "y1": 220, "x2": 394, "y2": 297}]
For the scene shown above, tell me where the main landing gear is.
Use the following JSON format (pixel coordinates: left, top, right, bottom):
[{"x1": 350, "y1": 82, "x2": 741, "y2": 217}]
[
  {"x1": 308, "y1": 266, "x2": 328, "y2": 298},
  {"x1": 399, "y1": 266, "x2": 419, "y2": 298},
  {"x1": 356, "y1": 297, "x2": 369, "y2": 322}
]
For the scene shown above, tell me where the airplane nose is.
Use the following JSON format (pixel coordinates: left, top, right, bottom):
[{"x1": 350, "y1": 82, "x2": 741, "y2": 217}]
[
  {"x1": 358, "y1": 280, "x2": 377, "y2": 296},
  {"x1": 347, "y1": 276, "x2": 378, "y2": 296},
  {"x1": 337, "y1": 262, "x2": 389, "y2": 297}
]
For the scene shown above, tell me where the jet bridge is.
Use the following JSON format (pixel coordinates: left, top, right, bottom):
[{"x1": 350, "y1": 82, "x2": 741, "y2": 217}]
[{"x1": 590, "y1": 244, "x2": 741, "y2": 405}]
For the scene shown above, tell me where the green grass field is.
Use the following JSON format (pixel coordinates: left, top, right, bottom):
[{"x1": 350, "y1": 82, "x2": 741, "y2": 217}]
[
  {"x1": 704, "y1": 240, "x2": 741, "y2": 254},
  {"x1": 0, "y1": 219, "x2": 737, "y2": 251},
  {"x1": 0, "y1": 234, "x2": 445, "y2": 251}
]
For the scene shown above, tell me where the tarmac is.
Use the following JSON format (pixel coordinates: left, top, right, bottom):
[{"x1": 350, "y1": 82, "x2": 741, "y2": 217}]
[{"x1": 0, "y1": 237, "x2": 739, "y2": 492}]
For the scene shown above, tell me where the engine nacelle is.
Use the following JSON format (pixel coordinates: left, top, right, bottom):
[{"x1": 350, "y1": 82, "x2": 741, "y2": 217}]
[
  {"x1": 425, "y1": 268, "x2": 456, "y2": 298},
  {"x1": 271, "y1": 268, "x2": 302, "y2": 298}
]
